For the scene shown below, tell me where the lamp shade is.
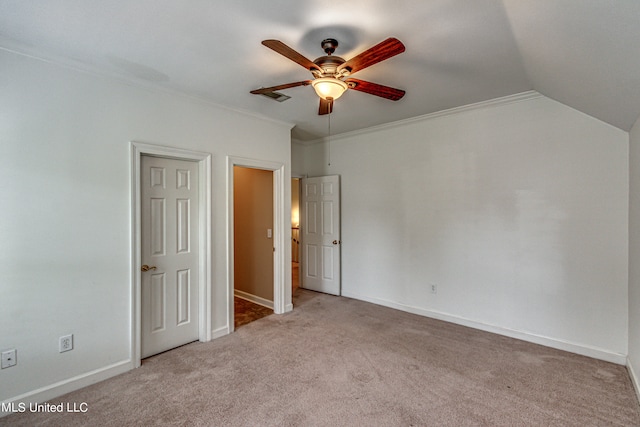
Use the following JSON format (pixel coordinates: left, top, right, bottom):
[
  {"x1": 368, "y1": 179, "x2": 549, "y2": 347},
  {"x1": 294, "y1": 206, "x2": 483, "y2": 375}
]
[{"x1": 311, "y1": 77, "x2": 348, "y2": 100}]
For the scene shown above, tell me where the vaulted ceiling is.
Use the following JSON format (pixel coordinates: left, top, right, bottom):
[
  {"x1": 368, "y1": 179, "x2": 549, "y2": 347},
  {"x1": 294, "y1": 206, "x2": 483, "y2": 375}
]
[{"x1": 1, "y1": 0, "x2": 639, "y2": 141}]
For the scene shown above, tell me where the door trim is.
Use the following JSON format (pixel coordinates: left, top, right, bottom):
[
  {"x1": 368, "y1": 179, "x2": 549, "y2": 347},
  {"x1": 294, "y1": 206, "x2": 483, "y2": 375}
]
[
  {"x1": 227, "y1": 156, "x2": 290, "y2": 333},
  {"x1": 292, "y1": 176, "x2": 304, "y2": 289},
  {"x1": 131, "y1": 141, "x2": 212, "y2": 368}
]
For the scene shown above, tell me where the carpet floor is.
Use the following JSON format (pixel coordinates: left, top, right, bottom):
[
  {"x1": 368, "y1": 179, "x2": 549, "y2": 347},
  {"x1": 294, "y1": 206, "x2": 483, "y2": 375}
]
[{"x1": 2, "y1": 289, "x2": 639, "y2": 426}]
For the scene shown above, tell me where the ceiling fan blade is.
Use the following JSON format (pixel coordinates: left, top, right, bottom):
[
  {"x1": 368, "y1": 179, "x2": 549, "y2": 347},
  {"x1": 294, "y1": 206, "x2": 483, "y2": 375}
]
[
  {"x1": 318, "y1": 98, "x2": 333, "y2": 115},
  {"x1": 262, "y1": 40, "x2": 322, "y2": 72},
  {"x1": 345, "y1": 78, "x2": 405, "y2": 101},
  {"x1": 250, "y1": 80, "x2": 312, "y2": 95},
  {"x1": 338, "y1": 38, "x2": 405, "y2": 75}
]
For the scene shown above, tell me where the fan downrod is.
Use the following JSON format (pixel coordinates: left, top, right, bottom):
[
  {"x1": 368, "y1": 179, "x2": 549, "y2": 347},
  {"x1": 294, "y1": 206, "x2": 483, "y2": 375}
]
[{"x1": 321, "y1": 38, "x2": 339, "y2": 55}]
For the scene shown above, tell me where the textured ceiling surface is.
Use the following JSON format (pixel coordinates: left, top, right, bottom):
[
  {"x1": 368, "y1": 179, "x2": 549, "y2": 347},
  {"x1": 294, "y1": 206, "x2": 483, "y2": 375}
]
[{"x1": 1, "y1": 0, "x2": 639, "y2": 141}]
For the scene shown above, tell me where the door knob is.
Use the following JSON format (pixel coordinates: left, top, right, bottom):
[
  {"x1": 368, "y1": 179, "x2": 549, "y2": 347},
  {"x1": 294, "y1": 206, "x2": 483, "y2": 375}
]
[
  {"x1": 332, "y1": 240, "x2": 341, "y2": 245},
  {"x1": 141, "y1": 264, "x2": 157, "y2": 272}
]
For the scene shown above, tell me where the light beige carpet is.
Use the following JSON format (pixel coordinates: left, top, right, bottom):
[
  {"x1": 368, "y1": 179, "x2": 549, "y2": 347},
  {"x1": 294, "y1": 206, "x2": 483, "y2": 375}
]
[{"x1": 3, "y1": 289, "x2": 639, "y2": 426}]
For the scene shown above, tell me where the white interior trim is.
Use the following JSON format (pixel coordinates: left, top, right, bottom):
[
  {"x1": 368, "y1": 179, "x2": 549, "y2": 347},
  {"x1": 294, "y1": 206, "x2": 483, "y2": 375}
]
[
  {"x1": 628, "y1": 357, "x2": 640, "y2": 404},
  {"x1": 0, "y1": 46, "x2": 295, "y2": 133},
  {"x1": 342, "y1": 290, "x2": 627, "y2": 365},
  {"x1": 289, "y1": 175, "x2": 303, "y2": 311},
  {"x1": 226, "y1": 156, "x2": 289, "y2": 333},
  {"x1": 131, "y1": 141, "x2": 213, "y2": 368},
  {"x1": 211, "y1": 326, "x2": 230, "y2": 340},
  {"x1": 296, "y1": 91, "x2": 543, "y2": 146},
  {"x1": 0, "y1": 361, "x2": 130, "y2": 417},
  {"x1": 234, "y1": 289, "x2": 274, "y2": 310}
]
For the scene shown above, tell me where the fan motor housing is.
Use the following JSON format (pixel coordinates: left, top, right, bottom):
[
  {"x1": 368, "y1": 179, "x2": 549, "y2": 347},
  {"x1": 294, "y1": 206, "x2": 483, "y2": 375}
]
[{"x1": 313, "y1": 56, "x2": 346, "y2": 77}]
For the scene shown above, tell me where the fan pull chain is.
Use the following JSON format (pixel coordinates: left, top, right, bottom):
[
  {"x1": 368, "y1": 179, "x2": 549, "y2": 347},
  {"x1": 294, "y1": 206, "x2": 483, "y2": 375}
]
[{"x1": 327, "y1": 103, "x2": 332, "y2": 167}]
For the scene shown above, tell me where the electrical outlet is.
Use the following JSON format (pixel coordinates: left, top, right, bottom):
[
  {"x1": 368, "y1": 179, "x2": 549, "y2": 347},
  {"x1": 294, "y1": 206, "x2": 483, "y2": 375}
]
[
  {"x1": 59, "y1": 334, "x2": 73, "y2": 353},
  {"x1": 1, "y1": 349, "x2": 17, "y2": 369},
  {"x1": 430, "y1": 283, "x2": 437, "y2": 294}
]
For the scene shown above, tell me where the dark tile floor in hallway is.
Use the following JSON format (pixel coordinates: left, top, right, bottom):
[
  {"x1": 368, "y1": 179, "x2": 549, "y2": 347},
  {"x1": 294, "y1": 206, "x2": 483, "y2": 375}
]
[{"x1": 234, "y1": 297, "x2": 273, "y2": 329}]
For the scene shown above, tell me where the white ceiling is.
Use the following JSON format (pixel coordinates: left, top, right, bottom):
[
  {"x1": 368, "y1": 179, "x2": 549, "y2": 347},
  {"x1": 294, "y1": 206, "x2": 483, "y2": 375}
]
[{"x1": 1, "y1": 0, "x2": 639, "y2": 141}]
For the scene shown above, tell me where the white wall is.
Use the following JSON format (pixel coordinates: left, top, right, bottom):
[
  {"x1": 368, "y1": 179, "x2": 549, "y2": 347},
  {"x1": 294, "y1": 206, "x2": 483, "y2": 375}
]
[
  {"x1": 629, "y1": 115, "x2": 640, "y2": 393},
  {"x1": 0, "y1": 49, "x2": 291, "y2": 404},
  {"x1": 291, "y1": 141, "x2": 306, "y2": 178},
  {"x1": 301, "y1": 94, "x2": 629, "y2": 362}
]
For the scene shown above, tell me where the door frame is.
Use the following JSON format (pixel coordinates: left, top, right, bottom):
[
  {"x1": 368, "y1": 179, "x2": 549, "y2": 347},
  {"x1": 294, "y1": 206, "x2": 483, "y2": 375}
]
[
  {"x1": 292, "y1": 175, "x2": 305, "y2": 289},
  {"x1": 227, "y1": 156, "x2": 291, "y2": 333},
  {"x1": 131, "y1": 141, "x2": 212, "y2": 368}
]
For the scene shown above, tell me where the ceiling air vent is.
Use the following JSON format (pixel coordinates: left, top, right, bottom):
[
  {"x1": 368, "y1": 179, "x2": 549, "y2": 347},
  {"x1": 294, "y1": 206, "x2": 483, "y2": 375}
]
[{"x1": 259, "y1": 91, "x2": 291, "y2": 102}]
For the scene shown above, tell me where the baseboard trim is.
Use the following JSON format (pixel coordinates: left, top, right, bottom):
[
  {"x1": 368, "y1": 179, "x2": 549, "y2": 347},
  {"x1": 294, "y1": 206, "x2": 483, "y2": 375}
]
[
  {"x1": 1, "y1": 360, "x2": 131, "y2": 417},
  {"x1": 1, "y1": 324, "x2": 243, "y2": 418},
  {"x1": 628, "y1": 357, "x2": 640, "y2": 405},
  {"x1": 341, "y1": 291, "x2": 627, "y2": 365},
  {"x1": 284, "y1": 303, "x2": 294, "y2": 313},
  {"x1": 234, "y1": 290, "x2": 274, "y2": 309},
  {"x1": 211, "y1": 325, "x2": 229, "y2": 340}
]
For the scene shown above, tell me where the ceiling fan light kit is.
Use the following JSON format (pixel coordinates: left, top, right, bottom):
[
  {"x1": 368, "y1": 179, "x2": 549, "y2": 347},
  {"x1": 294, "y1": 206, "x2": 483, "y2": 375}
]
[
  {"x1": 311, "y1": 77, "x2": 348, "y2": 101},
  {"x1": 251, "y1": 36, "x2": 406, "y2": 115}
]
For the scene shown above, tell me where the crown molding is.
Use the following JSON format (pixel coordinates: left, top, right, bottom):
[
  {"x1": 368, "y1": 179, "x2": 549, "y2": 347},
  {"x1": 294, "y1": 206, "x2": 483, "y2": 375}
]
[
  {"x1": 0, "y1": 44, "x2": 295, "y2": 131},
  {"x1": 296, "y1": 91, "x2": 543, "y2": 146}
]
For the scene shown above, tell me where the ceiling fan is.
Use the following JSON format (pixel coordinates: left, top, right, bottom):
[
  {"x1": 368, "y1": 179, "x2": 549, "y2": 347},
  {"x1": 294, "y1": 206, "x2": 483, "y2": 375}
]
[{"x1": 250, "y1": 37, "x2": 406, "y2": 115}]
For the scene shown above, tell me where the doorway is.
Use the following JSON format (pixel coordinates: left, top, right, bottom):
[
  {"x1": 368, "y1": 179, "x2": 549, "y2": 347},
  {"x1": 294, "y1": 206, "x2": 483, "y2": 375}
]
[
  {"x1": 291, "y1": 178, "x2": 301, "y2": 294},
  {"x1": 300, "y1": 175, "x2": 341, "y2": 296},
  {"x1": 226, "y1": 156, "x2": 289, "y2": 333},
  {"x1": 233, "y1": 166, "x2": 274, "y2": 328},
  {"x1": 140, "y1": 155, "x2": 200, "y2": 358},
  {"x1": 131, "y1": 142, "x2": 212, "y2": 368}
]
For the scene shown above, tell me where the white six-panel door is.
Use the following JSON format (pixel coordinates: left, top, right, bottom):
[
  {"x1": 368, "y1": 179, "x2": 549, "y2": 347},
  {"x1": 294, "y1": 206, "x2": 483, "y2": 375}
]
[
  {"x1": 141, "y1": 156, "x2": 199, "y2": 358},
  {"x1": 301, "y1": 175, "x2": 341, "y2": 295}
]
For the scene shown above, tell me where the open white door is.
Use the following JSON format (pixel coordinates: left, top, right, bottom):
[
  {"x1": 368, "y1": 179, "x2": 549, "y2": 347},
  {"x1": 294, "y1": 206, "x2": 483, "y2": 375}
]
[
  {"x1": 301, "y1": 175, "x2": 341, "y2": 295},
  {"x1": 141, "y1": 155, "x2": 199, "y2": 358}
]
